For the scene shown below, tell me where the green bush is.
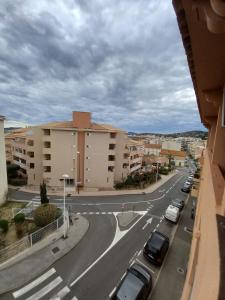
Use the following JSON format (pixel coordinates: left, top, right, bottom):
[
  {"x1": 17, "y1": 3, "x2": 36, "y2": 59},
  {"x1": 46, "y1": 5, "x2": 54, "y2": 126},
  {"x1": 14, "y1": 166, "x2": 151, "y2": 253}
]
[
  {"x1": 0, "y1": 219, "x2": 9, "y2": 233},
  {"x1": 8, "y1": 178, "x2": 27, "y2": 186},
  {"x1": 55, "y1": 208, "x2": 62, "y2": 219},
  {"x1": 115, "y1": 182, "x2": 125, "y2": 189},
  {"x1": 14, "y1": 213, "x2": 25, "y2": 224},
  {"x1": 34, "y1": 204, "x2": 58, "y2": 227}
]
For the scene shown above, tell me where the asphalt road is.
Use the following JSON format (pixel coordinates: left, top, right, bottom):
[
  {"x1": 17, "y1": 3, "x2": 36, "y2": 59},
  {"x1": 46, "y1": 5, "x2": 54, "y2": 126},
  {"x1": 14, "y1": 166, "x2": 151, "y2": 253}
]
[{"x1": 4, "y1": 170, "x2": 192, "y2": 300}]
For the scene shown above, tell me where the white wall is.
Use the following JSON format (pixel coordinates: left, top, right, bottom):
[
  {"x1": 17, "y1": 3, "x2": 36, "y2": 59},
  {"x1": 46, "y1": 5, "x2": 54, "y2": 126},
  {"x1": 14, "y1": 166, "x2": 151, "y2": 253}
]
[{"x1": 0, "y1": 119, "x2": 8, "y2": 205}]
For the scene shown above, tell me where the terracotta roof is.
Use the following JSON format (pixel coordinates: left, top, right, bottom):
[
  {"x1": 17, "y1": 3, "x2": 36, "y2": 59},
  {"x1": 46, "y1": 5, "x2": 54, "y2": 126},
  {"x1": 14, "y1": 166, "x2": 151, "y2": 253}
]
[
  {"x1": 160, "y1": 149, "x2": 186, "y2": 157},
  {"x1": 144, "y1": 144, "x2": 161, "y2": 149}
]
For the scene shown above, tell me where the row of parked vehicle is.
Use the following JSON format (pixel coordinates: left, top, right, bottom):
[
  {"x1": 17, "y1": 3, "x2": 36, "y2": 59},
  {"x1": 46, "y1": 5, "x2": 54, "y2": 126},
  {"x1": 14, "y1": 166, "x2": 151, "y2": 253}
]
[
  {"x1": 111, "y1": 230, "x2": 170, "y2": 300},
  {"x1": 112, "y1": 179, "x2": 189, "y2": 299},
  {"x1": 181, "y1": 174, "x2": 194, "y2": 193}
]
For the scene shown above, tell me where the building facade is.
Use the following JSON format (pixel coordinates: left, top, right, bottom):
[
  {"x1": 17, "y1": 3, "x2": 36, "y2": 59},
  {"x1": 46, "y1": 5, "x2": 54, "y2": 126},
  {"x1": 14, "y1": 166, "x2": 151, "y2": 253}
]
[
  {"x1": 6, "y1": 112, "x2": 144, "y2": 192},
  {"x1": 173, "y1": 1, "x2": 225, "y2": 299},
  {"x1": 0, "y1": 116, "x2": 8, "y2": 205},
  {"x1": 144, "y1": 143, "x2": 162, "y2": 156}
]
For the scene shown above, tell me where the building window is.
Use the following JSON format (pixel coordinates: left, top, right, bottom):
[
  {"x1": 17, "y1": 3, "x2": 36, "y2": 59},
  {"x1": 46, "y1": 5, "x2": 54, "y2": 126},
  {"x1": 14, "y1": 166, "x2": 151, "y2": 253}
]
[
  {"x1": 30, "y1": 163, "x2": 35, "y2": 169},
  {"x1": 86, "y1": 168, "x2": 90, "y2": 171},
  {"x1": 86, "y1": 156, "x2": 90, "y2": 159},
  {"x1": 108, "y1": 166, "x2": 114, "y2": 172},
  {"x1": 44, "y1": 141, "x2": 51, "y2": 148},
  {"x1": 108, "y1": 155, "x2": 115, "y2": 161},
  {"x1": 110, "y1": 132, "x2": 116, "y2": 139},
  {"x1": 109, "y1": 144, "x2": 116, "y2": 150},
  {"x1": 43, "y1": 129, "x2": 51, "y2": 135},
  {"x1": 44, "y1": 166, "x2": 51, "y2": 172},
  {"x1": 23, "y1": 149, "x2": 26, "y2": 155},
  {"x1": 86, "y1": 179, "x2": 90, "y2": 182},
  {"x1": 87, "y1": 133, "x2": 91, "y2": 136},
  {"x1": 86, "y1": 145, "x2": 90, "y2": 148},
  {"x1": 124, "y1": 153, "x2": 129, "y2": 159},
  {"x1": 66, "y1": 179, "x2": 74, "y2": 186},
  {"x1": 44, "y1": 154, "x2": 51, "y2": 160},
  {"x1": 28, "y1": 151, "x2": 34, "y2": 158},
  {"x1": 107, "y1": 177, "x2": 109, "y2": 183},
  {"x1": 27, "y1": 140, "x2": 34, "y2": 146}
]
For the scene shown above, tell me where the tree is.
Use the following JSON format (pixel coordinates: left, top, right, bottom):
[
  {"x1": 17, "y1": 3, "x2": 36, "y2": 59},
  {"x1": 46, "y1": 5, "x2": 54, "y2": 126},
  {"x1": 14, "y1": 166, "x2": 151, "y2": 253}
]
[{"x1": 40, "y1": 182, "x2": 49, "y2": 204}]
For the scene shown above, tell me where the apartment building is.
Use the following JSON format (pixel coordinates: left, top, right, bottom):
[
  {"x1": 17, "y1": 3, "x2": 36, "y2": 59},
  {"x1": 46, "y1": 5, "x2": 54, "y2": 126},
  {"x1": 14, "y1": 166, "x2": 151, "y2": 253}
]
[
  {"x1": 160, "y1": 149, "x2": 186, "y2": 167},
  {"x1": 7, "y1": 112, "x2": 143, "y2": 191},
  {"x1": 144, "y1": 143, "x2": 161, "y2": 156},
  {"x1": 162, "y1": 140, "x2": 182, "y2": 151},
  {"x1": 0, "y1": 116, "x2": 8, "y2": 205},
  {"x1": 173, "y1": 1, "x2": 225, "y2": 299}
]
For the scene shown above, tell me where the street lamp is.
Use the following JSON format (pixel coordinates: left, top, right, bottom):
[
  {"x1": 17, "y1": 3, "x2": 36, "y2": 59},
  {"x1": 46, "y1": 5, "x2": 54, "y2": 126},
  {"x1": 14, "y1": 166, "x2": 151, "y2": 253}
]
[
  {"x1": 62, "y1": 174, "x2": 69, "y2": 239},
  {"x1": 77, "y1": 151, "x2": 80, "y2": 194},
  {"x1": 156, "y1": 161, "x2": 160, "y2": 183}
]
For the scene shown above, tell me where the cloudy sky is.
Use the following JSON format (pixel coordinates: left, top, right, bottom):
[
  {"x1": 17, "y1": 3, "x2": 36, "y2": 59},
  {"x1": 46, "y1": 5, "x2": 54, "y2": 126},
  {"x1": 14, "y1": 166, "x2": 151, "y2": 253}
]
[{"x1": 0, "y1": 0, "x2": 205, "y2": 133}]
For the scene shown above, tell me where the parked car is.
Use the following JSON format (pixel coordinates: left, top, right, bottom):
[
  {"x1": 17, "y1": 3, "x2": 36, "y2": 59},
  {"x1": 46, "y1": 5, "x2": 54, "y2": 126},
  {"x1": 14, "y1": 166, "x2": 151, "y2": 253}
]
[
  {"x1": 181, "y1": 184, "x2": 191, "y2": 193},
  {"x1": 111, "y1": 263, "x2": 152, "y2": 300},
  {"x1": 171, "y1": 199, "x2": 184, "y2": 211},
  {"x1": 143, "y1": 231, "x2": 169, "y2": 266},
  {"x1": 165, "y1": 205, "x2": 180, "y2": 223},
  {"x1": 185, "y1": 181, "x2": 192, "y2": 186},
  {"x1": 191, "y1": 200, "x2": 196, "y2": 219}
]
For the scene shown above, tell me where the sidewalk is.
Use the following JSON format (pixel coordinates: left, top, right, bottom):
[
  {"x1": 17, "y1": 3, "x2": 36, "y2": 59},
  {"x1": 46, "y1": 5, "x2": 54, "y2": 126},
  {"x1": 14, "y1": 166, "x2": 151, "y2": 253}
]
[
  {"x1": 11, "y1": 171, "x2": 178, "y2": 197},
  {"x1": 0, "y1": 214, "x2": 89, "y2": 295}
]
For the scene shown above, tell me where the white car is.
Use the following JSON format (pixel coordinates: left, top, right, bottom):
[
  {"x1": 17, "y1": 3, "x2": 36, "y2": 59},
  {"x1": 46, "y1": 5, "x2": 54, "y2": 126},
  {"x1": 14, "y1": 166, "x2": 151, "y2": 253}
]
[{"x1": 165, "y1": 205, "x2": 180, "y2": 223}]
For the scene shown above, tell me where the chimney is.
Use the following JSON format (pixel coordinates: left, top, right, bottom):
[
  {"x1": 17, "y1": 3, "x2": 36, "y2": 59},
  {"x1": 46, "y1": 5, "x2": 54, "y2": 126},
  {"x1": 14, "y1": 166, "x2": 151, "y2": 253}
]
[{"x1": 72, "y1": 111, "x2": 91, "y2": 128}]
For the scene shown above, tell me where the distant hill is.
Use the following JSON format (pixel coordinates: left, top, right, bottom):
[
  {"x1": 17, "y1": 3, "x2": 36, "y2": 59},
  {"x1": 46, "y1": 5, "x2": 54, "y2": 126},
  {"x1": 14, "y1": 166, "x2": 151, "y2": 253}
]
[{"x1": 128, "y1": 130, "x2": 208, "y2": 139}]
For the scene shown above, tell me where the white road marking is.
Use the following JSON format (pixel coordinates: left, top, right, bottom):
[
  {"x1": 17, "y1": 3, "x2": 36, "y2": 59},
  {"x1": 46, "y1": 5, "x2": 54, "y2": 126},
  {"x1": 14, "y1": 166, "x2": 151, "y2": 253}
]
[
  {"x1": 109, "y1": 287, "x2": 116, "y2": 298},
  {"x1": 51, "y1": 286, "x2": 70, "y2": 299},
  {"x1": 135, "y1": 258, "x2": 155, "y2": 274},
  {"x1": 70, "y1": 212, "x2": 147, "y2": 287},
  {"x1": 71, "y1": 297, "x2": 78, "y2": 300},
  {"x1": 13, "y1": 268, "x2": 56, "y2": 298},
  {"x1": 142, "y1": 217, "x2": 153, "y2": 230},
  {"x1": 156, "y1": 223, "x2": 159, "y2": 228},
  {"x1": 26, "y1": 276, "x2": 63, "y2": 300},
  {"x1": 129, "y1": 251, "x2": 138, "y2": 264}
]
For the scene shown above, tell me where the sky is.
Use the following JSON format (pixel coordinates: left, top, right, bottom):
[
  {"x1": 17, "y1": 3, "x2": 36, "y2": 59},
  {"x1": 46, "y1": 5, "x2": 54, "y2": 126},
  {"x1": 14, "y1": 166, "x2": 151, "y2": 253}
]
[{"x1": 0, "y1": 0, "x2": 206, "y2": 133}]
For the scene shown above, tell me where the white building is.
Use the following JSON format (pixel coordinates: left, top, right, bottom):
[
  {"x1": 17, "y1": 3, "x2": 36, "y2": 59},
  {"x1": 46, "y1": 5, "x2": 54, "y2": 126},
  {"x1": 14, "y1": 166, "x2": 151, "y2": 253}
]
[
  {"x1": 162, "y1": 140, "x2": 181, "y2": 151},
  {"x1": 0, "y1": 116, "x2": 8, "y2": 205}
]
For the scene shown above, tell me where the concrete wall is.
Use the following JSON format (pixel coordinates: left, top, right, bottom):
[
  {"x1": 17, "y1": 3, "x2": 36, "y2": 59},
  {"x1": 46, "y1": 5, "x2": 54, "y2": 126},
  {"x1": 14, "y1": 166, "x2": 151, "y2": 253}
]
[{"x1": 0, "y1": 118, "x2": 8, "y2": 205}]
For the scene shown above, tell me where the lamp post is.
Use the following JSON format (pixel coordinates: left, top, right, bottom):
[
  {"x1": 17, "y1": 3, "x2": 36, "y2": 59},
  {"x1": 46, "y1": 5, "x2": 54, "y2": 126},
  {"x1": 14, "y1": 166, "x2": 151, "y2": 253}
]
[
  {"x1": 77, "y1": 151, "x2": 80, "y2": 194},
  {"x1": 62, "y1": 174, "x2": 69, "y2": 238},
  {"x1": 156, "y1": 161, "x2": 159, "y2": 183}
]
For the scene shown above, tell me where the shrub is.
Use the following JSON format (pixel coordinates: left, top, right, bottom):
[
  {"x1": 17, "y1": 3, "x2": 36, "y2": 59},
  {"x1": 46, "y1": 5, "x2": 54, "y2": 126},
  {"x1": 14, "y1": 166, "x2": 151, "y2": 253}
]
[
  {"x1": 14, "y1": 213, "x2": 25, "y2": 224},
  {"x1": 0, "y1": 219, "x2": 9, "y2": 233},
  {"x1": 34, "y1": 204, "x2": 58, "y2": 227},
  {"x1": 8, "y1": 178, "x2": 27, "y2": 186},
  {"x1": 55, "y1": 208, "x2": 62, "y2": 219},
  {"x1": 115, "y1": 182, "x2": 125, "y2": 189}
]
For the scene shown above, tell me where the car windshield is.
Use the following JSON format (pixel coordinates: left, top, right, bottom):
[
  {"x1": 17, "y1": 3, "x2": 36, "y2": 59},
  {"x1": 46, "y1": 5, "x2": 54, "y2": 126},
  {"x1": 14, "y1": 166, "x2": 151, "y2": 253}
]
[{"x1": 148, "y1": 233, "x2": 164, "y2": 250}]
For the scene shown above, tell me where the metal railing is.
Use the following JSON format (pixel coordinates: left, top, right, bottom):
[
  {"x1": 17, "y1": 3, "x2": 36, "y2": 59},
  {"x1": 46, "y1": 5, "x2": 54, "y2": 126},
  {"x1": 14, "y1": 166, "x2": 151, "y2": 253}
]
[{"x1": 0, "y1": 215, "x2": 64, "y2": 264}]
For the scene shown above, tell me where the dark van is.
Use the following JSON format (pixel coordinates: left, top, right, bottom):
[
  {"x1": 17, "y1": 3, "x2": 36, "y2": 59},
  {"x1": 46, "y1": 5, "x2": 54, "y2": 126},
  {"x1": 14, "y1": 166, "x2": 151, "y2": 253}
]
[{"x1": 143, "y1": 231, "x2": 169, "y2": 266}]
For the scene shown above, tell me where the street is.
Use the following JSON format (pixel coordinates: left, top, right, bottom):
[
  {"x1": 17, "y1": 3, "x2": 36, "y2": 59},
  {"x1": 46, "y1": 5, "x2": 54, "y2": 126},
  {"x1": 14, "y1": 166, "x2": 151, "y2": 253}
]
[{"x1": 2, "y1": 170, "x2": 194, "y2": 300}]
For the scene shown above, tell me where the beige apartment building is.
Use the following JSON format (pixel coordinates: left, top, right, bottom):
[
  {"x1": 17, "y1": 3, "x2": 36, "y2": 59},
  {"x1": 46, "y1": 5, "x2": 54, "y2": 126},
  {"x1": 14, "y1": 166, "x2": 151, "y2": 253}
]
[
  {"x1": 144, "y1": 143, "x2": 161, "y2": 156},
  {"x1": 0, "y1": 116, "x2": 8, "y2": 205},
  {"x1": 6, "y1": 112, "x2": 144, "y2": 191},
  {"x1": 173, "y1": 0, "x2": 225, "y2": 299}
]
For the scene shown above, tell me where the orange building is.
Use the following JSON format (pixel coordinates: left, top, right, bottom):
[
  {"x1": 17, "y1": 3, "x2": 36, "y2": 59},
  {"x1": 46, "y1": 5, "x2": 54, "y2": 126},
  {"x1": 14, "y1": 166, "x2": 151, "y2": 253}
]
[{"x1": 173, "y1": 0, "x2": 225, "y2": 299}]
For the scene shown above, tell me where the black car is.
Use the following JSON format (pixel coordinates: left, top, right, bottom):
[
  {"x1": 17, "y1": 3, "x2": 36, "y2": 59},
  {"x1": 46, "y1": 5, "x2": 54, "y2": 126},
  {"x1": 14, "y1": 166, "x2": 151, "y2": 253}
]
[
  {"x1": 143, "y1": 231, "x2": 169, "y2": 266},
  {"x1": 111, "y1": 263, "x2": 152, "y2": 300},
  {"x1": 171, "y1": 199, "x2": 184, "y2": 211}
]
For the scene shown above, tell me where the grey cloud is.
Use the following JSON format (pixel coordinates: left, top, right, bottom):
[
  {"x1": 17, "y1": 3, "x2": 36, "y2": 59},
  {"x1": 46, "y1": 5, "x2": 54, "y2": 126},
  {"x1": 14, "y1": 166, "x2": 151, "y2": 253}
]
[{"x1": 0, "y1": 0, "x2": 205, "y2": 133}]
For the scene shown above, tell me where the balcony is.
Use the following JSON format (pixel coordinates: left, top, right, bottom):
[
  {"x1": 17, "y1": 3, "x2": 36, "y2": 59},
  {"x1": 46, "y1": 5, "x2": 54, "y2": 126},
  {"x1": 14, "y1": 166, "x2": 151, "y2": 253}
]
[
  {"x1": 130, "y1": 163, "x2": 142, "y2": 173},
  {"x1": 43, "y1": 141, "x2": 51, "y2": 148}
]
